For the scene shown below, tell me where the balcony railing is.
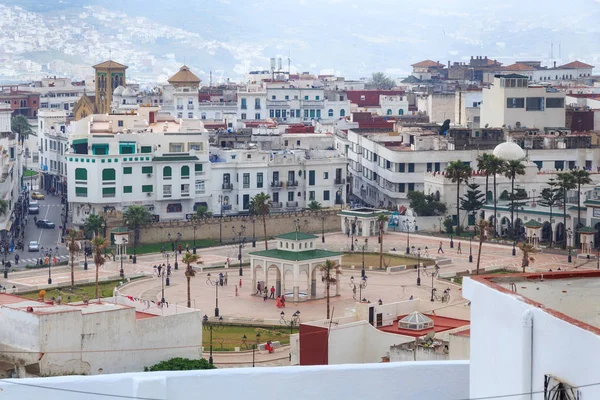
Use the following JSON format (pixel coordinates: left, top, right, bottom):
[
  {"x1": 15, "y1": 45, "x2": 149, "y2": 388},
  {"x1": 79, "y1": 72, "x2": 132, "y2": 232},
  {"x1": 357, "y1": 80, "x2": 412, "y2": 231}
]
[
  {"x1": 222, "y1": 204, "x2": 232, "y2": 211},
  {"x1": 271, "y1": 202, "x2": 283, "y2": 209},
  {"x1": 286, "y1": 201, "x2": 298, "y2": 208},
  {"x1": 222, "y1": 183, "x2": 233, "y2": 190},
  {"x1": 181, "y1": 191, "x2": 190, "y2": 197},
  {"x1": 334, "y1": 178, "x2": 345, "y2": 185},
  {"x1": 286, "y1": 181, "x2": 298, "y2": 187},
  {"x1": 187, "y1": 104, "x2": 194, "y2": 110},
  {"x1": 176, "y1": 105, "x2": 184, "y2": 110},
  {"x1": 270, "y1": 181, "x2": 283, "y2": 188},
  {"x1": 243, "y1": 183, "x2": 250, "y2": 189}
]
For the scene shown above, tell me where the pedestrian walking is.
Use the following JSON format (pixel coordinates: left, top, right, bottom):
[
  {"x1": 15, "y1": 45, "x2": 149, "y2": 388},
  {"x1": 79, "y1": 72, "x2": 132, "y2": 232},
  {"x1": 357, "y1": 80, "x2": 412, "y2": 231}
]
[
  {"x1": 263, "y1": 288, "x2": 268, "y2": 301},
  {"x1": 256, "y1": 282, "x2": 261, "y2": 295},
  {"x1": 219, "y1": 272, "x2": 224, "y2": 286},
  {"x1": 239, "y1": 278, "x2": 242, "y2": 288},
  {"x1": 224, "y1": 272, "x2": 228, "y2": 286},
  {"x1": 269, "y1": 285, "x2": 275, "y2": 299},
  {"x1": 235, "y1": 285, "x2": 239, "y2": 297},
  {"x1": 178, "y1": 244, "x2": 182, "y2": 254},
  {"x1": 457, "y1": 242, "x2": 462, "y2": 254},
  {"x1": 14, "y1": 254, "x2": 19, "y2": 265},
  {"x1": 438, "y1": 241, "x2": 444, "y2": 254},
  {"x1": 185, "y1": 243, "x2": 189, "y2": 252}
]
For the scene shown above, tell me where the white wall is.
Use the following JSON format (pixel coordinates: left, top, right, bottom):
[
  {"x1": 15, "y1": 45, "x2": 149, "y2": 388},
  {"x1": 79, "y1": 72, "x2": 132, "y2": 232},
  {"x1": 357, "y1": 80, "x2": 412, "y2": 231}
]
[{"x1": 0, "y1": 361, "x2": 470, "y2": 400}]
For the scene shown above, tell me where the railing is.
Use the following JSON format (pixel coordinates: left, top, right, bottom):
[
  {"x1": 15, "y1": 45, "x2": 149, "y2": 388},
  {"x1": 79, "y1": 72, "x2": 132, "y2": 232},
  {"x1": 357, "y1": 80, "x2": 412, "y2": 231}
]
[
  {"x1": 286, "y1": 201, "x2": 299, "y2": 208},
  {"x1": 103, "y1": 193, "x2": 116, "y2": 198},
  {"x1": 181, "y1": 191, "x2": 190, "y2": 197},
  {"x1": 286, "y1": 181, "x2": 298, "y2": 187},
  {"x1": 195, "y1": 171, "x2": 205, "y2": 176},
  {"x1": 222, "y1": 204, "x2": 232, "y2": 211},
  {"x1": 196, "y1": 189, "x2": 205, "y2": 195},
  {"x1": 243, "y1": 183, "x2": 250, "y2": 189},
  {"x1": 334, "y1": 178, "x2": 345, "y2": 185},
  {"x1": 270, "y1": 181, "x2": 283, "y2": 188},
  {"x1": 181, "y1": 175, "x2": 190, "y2": 180},
  {"x1": 271, "y1": 202, "x2": 283, "y2": 209},
  {"x1": 176, "y1": 105, "x2": 184, "y2": 110},
  {"x1": 222, "y1": 183, "x2": 233, "y2": 190},
  {"x1": 241, "y1": 105, "x2": 247, "y2": 110},
  {"x1": 187, "y1": 104, "x2": 194, "y2": 110},
  {"x1": 164, "y1": 176, "x2": 172, "y2": 180}
]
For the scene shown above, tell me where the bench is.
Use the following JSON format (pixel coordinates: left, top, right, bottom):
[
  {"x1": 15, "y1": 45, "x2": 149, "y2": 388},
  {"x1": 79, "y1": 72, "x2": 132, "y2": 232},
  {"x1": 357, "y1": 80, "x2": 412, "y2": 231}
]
[
  {"x1": 258, "y1": 341, "x2": 281, "y2": 351},
  {"x1": 436, "y1": 258, "x2": 453, "y2": 266},
  {"x1": 386, "y1": 265, "x2": 406, "y2": 274}
]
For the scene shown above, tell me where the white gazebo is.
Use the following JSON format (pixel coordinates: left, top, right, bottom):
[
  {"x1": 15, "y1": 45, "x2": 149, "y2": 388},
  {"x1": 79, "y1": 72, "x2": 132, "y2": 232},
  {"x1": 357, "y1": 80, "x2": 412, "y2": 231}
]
[
  {"x1": 111, "y1": 227, "x2": 129, "y2": 261},
  {"x1": 338, "y1": 208, "x2": 393, "y2": 238},
  {"x1": 249, "y1": 232, "x2": 343, "y2": 302}
]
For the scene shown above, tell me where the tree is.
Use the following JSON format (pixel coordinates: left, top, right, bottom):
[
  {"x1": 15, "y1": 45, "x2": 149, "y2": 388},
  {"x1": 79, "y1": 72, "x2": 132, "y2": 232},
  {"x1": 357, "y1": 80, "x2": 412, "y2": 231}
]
[
  {"x1": 537, "y1": 179, "x2": 562, "y2": 248},
  {"x1": 377, "y1": 214, "x2": 389, "y2": 270},
  {"x1": 250, "y1": 193, "x2": 271, "y2": 250},
  {"x1": 195, "y1": 205, "x2": 209, "y2": 218},
  {"x1": 519, "y1": 242, "x2": 536, "y2": 273},
  {"x1": 445, "y1": 160, "x2": 472, "y2": 235},
  {"x1": 308, "y1": 201, "x2": 322, "y2": 211},
  {"x1": 569, "y1": 169, "x2": 592, "y2": 232},
  {"x1": 182, "y1": 252, "x2": 198, "y2": 308},
  {"x1": 368, "y1": 72, "x2": 395, "y2": 90},
  {"x1": 439, "y1": 119, "x2": 451, "y2": 135},
  {"x1": 83, "y1": 213, "x2": 104, "y2": 238},
  {"x1": 443, "y1": 217, "x2": 454, "y2": 234},
  {"x1": 319, "y1": 259, "x2": 341, "y2": 319},
  {"x1": 0, "y1": 200, "x2": 8, "y2": 218},
  {"x1": 460, "y1": 183, "x2": 485, "y2": 227},
  {"x1": 66, "y1": 229, "x2": 81, "y2": 288},
  {"x1": 407, "y1": 191, "x2": 447, "y2": 216},
  {"x1": 91, "y1": 236, "x2": 110, "y2": 301},
  {"x1": 11, "y1": 114, "x2": 34, "y2": 144},
  {"x1": 144, "y1": 357, "x2": 215, "y2": 372},
  {"x1": 503, "y1": 160, "x2": 526, "y2": 239},
  {"x1": 556, "y1": 173, "x2": 576, "y2": 248},
  {"x1": 486, "y1": 155, "x2": 505, "y2": 235},
  {"x1": 475, "y1": 220, "x2": 491, "y2": 275},
  {"x1": 476, "y1": 153, "x2": 493, "y2": 204},
  {"x1": 123, "y1": 205, "x2": 153, "y2": 257}
]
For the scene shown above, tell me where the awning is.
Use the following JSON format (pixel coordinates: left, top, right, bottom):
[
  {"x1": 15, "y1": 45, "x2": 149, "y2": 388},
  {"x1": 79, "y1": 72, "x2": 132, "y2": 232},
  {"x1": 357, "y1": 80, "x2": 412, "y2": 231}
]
[
  {"x1": 72, "y1": 138, "x2": 88, "y2": 145},
  {"x1": 3, "y1": 220, "x2": 12, "y2": 232}
]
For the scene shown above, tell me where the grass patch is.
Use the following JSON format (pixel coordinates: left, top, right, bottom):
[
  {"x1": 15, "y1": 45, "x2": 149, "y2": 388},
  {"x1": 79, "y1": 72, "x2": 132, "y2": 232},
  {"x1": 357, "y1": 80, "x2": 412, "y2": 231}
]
[
  {"x1": 25, "y1": 260, "x2": 69, "y2": 269},
  {"x1": 19, "y1": 280, "x2": 125, "y2": 302},
  {"x1": 23, "y1": 169, "x2": 38, "y2": 177},
  {"x1": 341, "y1": 252, "x2": 435, "y2": 269},
  {"x1": 204, "y1": 325, "x2": 298, "y2": 351},
  {"x1": 133, "y1": 239, "x2": 218, "y2": 255}
]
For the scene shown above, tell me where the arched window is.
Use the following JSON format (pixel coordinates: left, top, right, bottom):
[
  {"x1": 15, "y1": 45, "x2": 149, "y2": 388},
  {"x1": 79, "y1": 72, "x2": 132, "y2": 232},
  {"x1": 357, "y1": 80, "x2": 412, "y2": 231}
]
[
  {"x1": 340, "y1": 109, "x2": 346, "y2": 117},
  {"x1": 75, "y1": 168, "x2": 87, "y2": 181},
  {"x1": 399, "y1": 109, "x2": 404, "y2": 116},
  {"x1": 386, "y1": 109, "x2": 392, "y2": 115},
  {"x1": 181, "y1": 166, "x2": 190, "y2": 178},
  {"x1": 102, "y1": 168, "x2": 115, "y2": 181},
  {"x1": 163, "y1": 166, "x2": 172, "y2": 180},
  {"x1": 201, "y1": 112, "x2": 206, "y2": 120},
  {"x1": 328, "y1": 109, "x2": 334, "y2": 117}
]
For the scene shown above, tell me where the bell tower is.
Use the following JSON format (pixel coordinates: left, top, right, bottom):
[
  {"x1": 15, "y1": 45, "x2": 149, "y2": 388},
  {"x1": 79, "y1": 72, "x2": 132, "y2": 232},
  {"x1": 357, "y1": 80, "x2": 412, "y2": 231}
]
[{"x1": 92, "y1": 60, "x2": 128, "y2": 114}]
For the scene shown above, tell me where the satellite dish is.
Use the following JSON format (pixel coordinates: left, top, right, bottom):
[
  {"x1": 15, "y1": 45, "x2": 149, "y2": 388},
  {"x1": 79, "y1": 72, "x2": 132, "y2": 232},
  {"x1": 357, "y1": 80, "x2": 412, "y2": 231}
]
[{"x1": 425, "y1": 331, "x2": 436, "y2": 341}]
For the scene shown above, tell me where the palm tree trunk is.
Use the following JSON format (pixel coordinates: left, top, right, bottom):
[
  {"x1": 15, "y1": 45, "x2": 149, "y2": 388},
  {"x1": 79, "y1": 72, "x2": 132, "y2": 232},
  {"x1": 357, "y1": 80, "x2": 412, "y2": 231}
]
[
  {"x1": 187, "y1": 276, "x2": 191, "y2": 308},
  {"x1": 456, "y1": 181, "x2": 461, "y2": 235},
  {"x1": 262, "y1": 213, "x2": 268, "y2": 250},
  {"x1": 95, "y1": 264, "x2": 99, "y2": 300},
  {"x1": 379, "y1": 225, "x2": 383, "y2": 270},
  {"x1": 485, "y1": 174, "x2": 489, "y2": 204},
  {"x1": 326, "y1": 277, "x2": 330, "y2": 319},
  {"x1": 549, "y1": 207, "x2": 553, "y2": 248},
  {"x1": 493, "y1": 174, "x2": 498, "y2": 236},
  {"x1": 476, "y1": 234, "x2": 484, "y2": 275},
  {"x1": 510, "y1": 177, "x2": 515, "y2": 239},
  {"x1": 70, "y1": 251, "x2": 75, "y2": 288},
  {"x1": 577, "y1": 183, "x2": 582, "y2": 230},
  {"x1": 563, "y1": 188, "x2": 568, "y2": 249}
]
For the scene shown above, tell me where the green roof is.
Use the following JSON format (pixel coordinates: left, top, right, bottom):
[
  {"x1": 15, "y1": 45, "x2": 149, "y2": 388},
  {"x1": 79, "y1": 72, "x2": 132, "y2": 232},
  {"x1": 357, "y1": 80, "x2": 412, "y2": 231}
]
[
  {"x1": 111, "y1": 226, "x2": 129, "y2": 233},
  {"x1": 338, "y1": 210, "x2": 393, "y2": 218},
  {"x1": 72, "y1": 138, "x2": 88, "y2": 145},
  {"x1": 523, "y1": 220, "x2": 543, "y2": 228},
  {"x1": 584, "y1": 199, "x2": 600, "y2": 206},
  {"x1": 152, "y1": 155, "x2": 199, "y2": 162},
  {"x1": 275, "y1": 232, "x2": 318, "y2": 241},
  {"x1": 249, "y1": 249, "x2": 342, "y2": 261},
  {"x1": 578, "y1": 226, "x2": 597, "y2": 233}
]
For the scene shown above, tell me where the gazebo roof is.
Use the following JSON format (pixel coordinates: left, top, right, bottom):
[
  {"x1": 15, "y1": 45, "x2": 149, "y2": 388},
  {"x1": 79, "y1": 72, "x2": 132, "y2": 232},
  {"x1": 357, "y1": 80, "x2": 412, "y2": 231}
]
[
  {"x1": 275, "y1": 232, "x2": 318, "y2": 241},
  {"x1": 249, "y1": 249, "x2": 342, "y2": 262},
  {"x1": 523, "y1": 220, "x2": 543, "y2": 228},
  {"x1": 338, "y1": 208, "x2": 393, "y2": 218},
  {"x1": 578, "y1": 226, "x2": 598, "y2": 234},
  {"x1": 111, "y1": 227, "x2": 129, "y2": 233}
]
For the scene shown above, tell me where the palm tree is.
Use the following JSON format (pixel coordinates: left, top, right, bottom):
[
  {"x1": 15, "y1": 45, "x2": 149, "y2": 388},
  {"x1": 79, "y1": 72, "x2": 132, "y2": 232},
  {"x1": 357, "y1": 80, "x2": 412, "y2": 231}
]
[
  {"x1": 250, "y1": 192, "x2": 271, "y2": 250},
  {"x1": 476, "y1": 153, "x2": 493, "y2": 204},
  {"x1": 191, "y1": 206, "x2": 209, "y2": 251},
  {"x1": 518, "y1": 242, "x2": 536, "y2": 273},
  {"x1": 377, "y1": 214, "x2": 389, "y2": 270},
  {"x1": 445, "y1": 160, "x2": 473, "y2": 235},
  {"x1": 556, "y1": 173, "x2": 577, "y2": 248},
  {"x1": 486, "y1": 155, "x2": 505, "y2": 235},
  {"x1": 569, "y1": 169, "x2": 592, "y2": 233},
  {"x1": 0, "y1": 200, "x2": 8, "y2": 218},
  {"x1": 319, "y1": 259, "x2": 341, "y2": 319},
  {"x1": 308, "y1": 201, "x2": 322, "y2": 211},
  {"x1": 182, "y1": 252, "x2": 198, "y2": 307},
  {"x1": 475, "y1": 220, "x2": 490, "y2": 275},
  {"x1": 123, "y1": 205, "x2": 152, "y2": 259},
  {"x1": 91, "y1": 236, "x2": 110, "y2": 301},
  {"x1": 537, "y1": 179, "x2": 562, "y2": 248},
  {"x1": 503, "y1": 160, "x2": 526, "y2": 239},
  {"x1": 11, "y1": 114, "x2": 34, "y2": 144},
  {"x1": 83, "y1": 213, "x2": 104, "y2": 238},
  {"x1": 66, "y1": 229, "x2": 81, "y2": 288}
]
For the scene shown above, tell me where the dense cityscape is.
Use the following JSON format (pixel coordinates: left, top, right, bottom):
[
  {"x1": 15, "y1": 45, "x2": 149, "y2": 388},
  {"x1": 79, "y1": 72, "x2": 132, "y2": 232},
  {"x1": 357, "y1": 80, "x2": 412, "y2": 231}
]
[{"x1": 0, "y1": 2, "x2": 599, "y2": 399}]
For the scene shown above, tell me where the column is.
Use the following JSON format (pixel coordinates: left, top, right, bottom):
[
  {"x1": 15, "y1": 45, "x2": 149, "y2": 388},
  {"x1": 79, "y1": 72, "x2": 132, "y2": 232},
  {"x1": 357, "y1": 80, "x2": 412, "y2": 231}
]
[
  {"x1": 251, "y1": 262, "x2": 256, "y2": 296},
  {"x1": 276, "y1": 278, "x2": 281, "y2": 297},
  {"x1": 293, "y1": 285, "x2": 299, "y2": 302},
  {"x1": 335, "y1": 270, "x2": 340, "y2": 296}
]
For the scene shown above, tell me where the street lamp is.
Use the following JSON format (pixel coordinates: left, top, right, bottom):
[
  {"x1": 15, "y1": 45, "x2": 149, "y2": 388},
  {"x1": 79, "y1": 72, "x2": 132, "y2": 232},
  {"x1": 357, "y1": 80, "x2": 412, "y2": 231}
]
[
  {"x1": 469, "y1": 234, "x2": 473, "y2": 263},
  {"x1": 430, "y1": 265, "x2": 438, "y2": 302},
  {"x1": 321, "y1": 214, "x2": 326, "y2": 243},
  {"x1": 206, "y1": 273, "x2": 220, "y2": 317},
  {"x1": 280, "y1": 310, "x2": 301, "y2": 334},
  {"x1": 192, "y1": 222, "x2": 198, "y2": 254},
  {"x1": 414, "y1": 246, "x2": 421, "y2": 286},
  {"x1": 355, "y1": 238, "x2": 368, "y2": 278},
  {"x1": 567, "y1": 228, "x2": 573, "y2": 262},
  {"x1": 203, "y1": 315, "x2": 223, "y2": 366},
  {"x1": 232, "y1": 225, "x2": 247, "y2": 277},
  {"x1": 405, "y1": 220, "x2": 411, "y2": 255},
  {"x1": 168, "y1": 232, "x2": 182, "y2": 270},
  {"x1": 218, "y1": 194, "x2": 224, "y2": 243},
  {"x1": 512, "y1": 239, "x2": 516, "y2": 256},
  {"x1": 48, "y1": 255, "x2": 52, "y2": 285},
  {"x1": 351, "y1": 216, "x2": 357, "y2": 251},
  {"x1": 242, "y1": 332, "x2": 261, "y2": 367},
  {"x1": 83, "y1": 236, "x2": 89, "y2": 270},
  {"x1": 336, "y1": 189, "x2": 343, "y2": 210},
  {"x1": 157, "y1": 263, "x2": 170, "y2": 305},
  {"x1": 120, "y1": 238, "x2": 128, "y2": 279},
  {"x1": 450, "y1": 234, "x2": 454, "y2": 249},
  {"x1": 349, "y1": 276, "x2": 367, "y2": 302},
  {"x1": 251, "y1": 216, "x2": 256, "y2": 248}
]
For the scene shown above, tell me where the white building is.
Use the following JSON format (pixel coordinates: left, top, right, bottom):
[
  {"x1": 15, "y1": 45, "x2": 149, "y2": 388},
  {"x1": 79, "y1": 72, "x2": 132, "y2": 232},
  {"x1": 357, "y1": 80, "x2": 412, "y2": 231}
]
[
  {"x1": 0, "y1": 103, "x2": 23, "y2": 240},
  {"x1": 378, "y1": 95, "x2": 409, "y2": 117},
  {"x1": 37, "y1": 110, "x2": 69, "y2": 194},
  {"x1": 480, "y1": 74, "x2": 566, "y2": 130},
  {"x1": 161, "y1": 66, "x2": 201, "y2": 119},
  {"x1": 455, "y1": 89, "x2": 482, "y2": 128},
  {"x1": 417, "y1": 93, "x2": 456, "y2": 124},
  {"x1": 30, "y1": 77, "x2": 93, "y2": 117},
  {"x1": 238, "y1": 84, "x2": 267, "y2": 124},
  {"x1": 484, "y1": 60, "x2": 594, "y2": 83},
  {"x1": 66, "y1": 107, "x2": 210, "y2": 224}
]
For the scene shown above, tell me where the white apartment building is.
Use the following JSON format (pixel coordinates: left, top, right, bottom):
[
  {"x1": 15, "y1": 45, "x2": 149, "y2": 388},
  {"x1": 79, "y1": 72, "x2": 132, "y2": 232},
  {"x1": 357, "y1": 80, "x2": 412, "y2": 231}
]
[
  {"x1": 29, "y1": 77, "x2": 93, "y2": 117},
  {"x1": 480, "y1": 74, "x2": 566, "y2": 130},
  {"x1": 37, "y1": 110, "x2": 68, "y2": 194},
  {"x1": 377, "y1": 95, "x2": 409, "y2": 117},
  {"x1": 209, "y1": 147, "x2": 347, "y2": 214},
  {"x1": 417, "y1": 93, "x2": 456, "y2": 123},
  {"x1": 0, "y1": 103, "x2": 24, "y2": 239},
  {"x1": 161, "y1": 66, "x2": 201, "y2": 119},
  {"x1": 455, "y1": 89, "x2": 482, "y2": 128},
  {"x1": 66, "y1": 108, "x2": 210, "y2": 224},
  {"x1": 238, "y1": 84, "x2": 267, "y2": 124},
  {"x1": 484, "y1": 60, "x2": 594, "y2": 83}
]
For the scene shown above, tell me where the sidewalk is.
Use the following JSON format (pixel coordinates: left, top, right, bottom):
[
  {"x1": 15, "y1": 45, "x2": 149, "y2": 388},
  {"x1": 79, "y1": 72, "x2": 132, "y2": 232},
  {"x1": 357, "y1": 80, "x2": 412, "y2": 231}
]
[{"x1": 211, "y1": 346, "x2": 291, "y2": 368}]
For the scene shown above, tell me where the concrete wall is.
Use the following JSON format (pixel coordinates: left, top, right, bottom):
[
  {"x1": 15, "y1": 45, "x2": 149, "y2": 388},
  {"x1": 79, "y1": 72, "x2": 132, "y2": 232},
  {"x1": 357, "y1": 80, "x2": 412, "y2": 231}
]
[
  {"x1": 0, "y1": 361, "x2": 470, "y2": 400},
  {"x1": 464, "y1": 277, "x2": 600, "y2": 399},
  {"x1": 389, "y1": 343, "x2": 448, "y2": 362},
  {"x1": 449, "y1": 333, "x2": 470, "y2": 360}
]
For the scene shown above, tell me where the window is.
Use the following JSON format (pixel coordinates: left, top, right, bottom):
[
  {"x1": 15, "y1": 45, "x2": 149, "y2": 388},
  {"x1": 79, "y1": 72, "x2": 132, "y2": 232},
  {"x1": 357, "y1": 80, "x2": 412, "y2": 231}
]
[
  {"x1": 316, "y1": 110, "x2": 321, "y2": 118},
  {"x1": 386, "y1": 109, "x2": 392, "y2": 115},
  {"x1": 526, "y1": 97, "x2": 544, "y2": 111},
  {"x1": 102, "y1": 168, "x2": 116, "y2": 181},
  {"x1": 408, "y1": 163, "x2": 415, "y2": 173},
  {"x1": 399, "y1": 163, "x2": 405, "y2": 173},
  {"x1": 119, "y1": 143, "x2": 135, "y2": 154},
  {"x1": 195, "y1": 164, "x2": 203, "y2": 174},
  {"x1": 309, "y1": 191, "x2": 315, "y2": 200},
  {"x1": 315, "y1": 96, "x2": 320, "y2": 100},
  {"x1": 243, "y1": 173, "x2": 250, "y2": 188},
  {"x1": 102, "y1": 187, "x2": 116, "y2": 198},
  {"x1": 296, "y1": 140, "x2": 300, "y2": 146},
  {"x1": 241, "y1": 113, "x2": 246, "y2": 120},
  {"x1": 304, "y1": 110, "x2": 309, "y2": 118},
  {"x1": 340, "y1": 109, "x2": 346, "y2": 117},
  {"x1": 188, "y1": 113, "x2": 194, "y2": 118},
  {"x1": 255, "y1": 113, "x2": 261, "y2": 119},
  {"x1": 408, "y1": 183, "x2": 415, "y2": 191},
  {"x1": 399, "y1": 109, "x2": 404, "y2": 115},
  {"x1": 427, "y1": 163, "x2": 432, "y2": 172},
  {"x1": 288, "y1": 191, "x2": 294, "y2": 201},
  {"x1": 142, "y1": 185, "x2": 153, "y2": 193},
  {"x1": 163, "y1": 166, "x2": 172, "y2": 179},
  {"x1": 399, "y1": 183, "x2": 405, "y2": 193},
  {"x1": 123, "y1": 186, "x2": 132, "y2": 193},
  {"x1": 506, "y1": 98, "x2": 524, "y2": 108},
  {"x1": 241, "y1": 98, "x2": 247, "y2": 109},
  {"x1": 163, "y1": 185, "x2": 172, "y2": 196},
  {"x1": 169, "y1": 143, "x2": 184, "y2": 152},
  {"x1": 323, "y1": 190, "x2": 330, "y2": 201},
  {"x1": 304, "y1": 95, "x2": 309, "y2": 100},
  {"x1": 142, "y1": 166, "x2": 153, "y2": 174},
  {"x1": 181, "y1": 165, "x2": 190, "y2": 178},
  {"x1": 309, "y1": 170, "x2": 315, "y2": 186},
  {"x1": 75, "y1": 187, "x2": 87, "y2": 197},
  {"x1": 189, "y1": 142, "x2": 203, "y2": 151},
  {"x1": 118, "y1": 120, "x2": 124, "y2": 127},
  {"x1": 195, "y1": 180, "x2": 205, "y2": 194},
  {"x1": 328, "y1": 109, "x2": 334, "y2": 117},
  {"x1": 435, "y1": 162, "x2": 440, "y2": 172},
  {"x1": 546, "y1": 98, "x2": 564, "y2": 108},
  {"x1": 257, "y1": 173, "x2": 263, "y2": 188},
  {"x1": 243, "y1": 194, "x2": 250, "y2": 210},
  {"x1": 271, "y1": 95, "x2": 276, "y2": 100},
  {"x1": 270, "y1": 109, "x2": 275, "y2": 118},
  {"x1": 323, "y1": 172, "x2": 329, "y2": 179},
  {"x1": 141, "y1": 146, "x2": 152, "y2": 153},
  {"x1": 167, "y1": 203, "x2": 182, "y2": 213},
  {"x1": 75, "y1": 168, "x2": 87, "y2": 181},
  {"x1": 123, "y1": 167, "x2": 132, "y2": 175}
]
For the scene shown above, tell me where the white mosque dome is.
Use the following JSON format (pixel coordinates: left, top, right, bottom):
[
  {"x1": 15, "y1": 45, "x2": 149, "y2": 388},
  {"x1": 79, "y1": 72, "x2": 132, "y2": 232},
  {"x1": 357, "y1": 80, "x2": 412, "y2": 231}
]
[
  {"x1": 493, "y1": 141, "x2": 526, "y2": 161},
  {"x1": 122, "y1": 87, "x2": 137, "y2": 97},
  {"x1": 113, "y1": 85, "x2": 125, "y2": 96}
]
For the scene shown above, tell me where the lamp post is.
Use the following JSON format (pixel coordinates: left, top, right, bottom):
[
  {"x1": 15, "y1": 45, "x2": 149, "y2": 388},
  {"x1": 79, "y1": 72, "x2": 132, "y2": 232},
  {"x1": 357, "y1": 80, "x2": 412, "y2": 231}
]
[
  {"x1": 206, "y1": 273, "x2": 220, "y2": 317},
  {"x1": 251, "y1": 216, "x2": 256, "y2": 248},
  {"x1": 232, "y1": 225, "x2": 247, "y2": 277},
  {"x1": 405, "y1": 220, "x2": 411, "y2": 255},
  {"x1": 337, "y1": 189, "x2": 343, "y2": 210},
  {"x1": 351, "y1": 216, "x2": 357, "y2": 251},
  {"x1": 218, "y1": 194, "x2": 223, "y2": 243},
  {"x1": 203, "y1": 315, "x2": 223, "y2": 366},
  {"x1": 168, "y1": 232, "x2": 182, "y2": 270},
  {"x1": 437, "y1": 217, "x2": 443, "y2": 233},
  {"x1": 120, "y1": 238, "x2": 128, "y2": 279},
  {"x1": 512, "y1": 239, "x2": 516, "y2": 256},
  {"x1": 242, "y1": 332, "x2": 261, "y2": 367},
  {"x1": 414, "y1": 246, "x2": 421, "y2": 286},
  {"x1": 2, "y1": 248, "x2": 7, "y2": 279},
  {"x1": 321, "y1": 214, "x2": 326, "y2": 244},
  {"x1": 349, "y1": 276, "x2": 367, "y2": 302},
  {"x1": 280, "y1": 310, "x2": 301, "y2": 334},
  {"x1": 355, "y1": 238, "x2": 368, "y2": 278},
  {"x1": 193, "y1": 222, "x2": 197, "y2": 254},
  {"x1": 567, "y1": 228, "x2": 573, "y2": 263},
  {"x1": 47, "y1": 255, "x2": 52, "y2": 285},
  {"x1": 469, "y1": 234, "x2": 473, "y2": 263},
  {"x1": 83, "y1": 237, "x2": 88, "y2": 270},
  {"x1": 157, "y1": 263, "x2": 169, "y2": 305},
  {"x1": 430, "y1": 266, "x2": 438, "y2": 302},
  {"x1": 450, "y1": 234, "x2": 454, "y2": 249}
]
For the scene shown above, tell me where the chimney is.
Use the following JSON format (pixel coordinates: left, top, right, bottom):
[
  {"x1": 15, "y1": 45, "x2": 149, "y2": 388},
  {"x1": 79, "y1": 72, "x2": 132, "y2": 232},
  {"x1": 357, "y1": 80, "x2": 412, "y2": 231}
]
[
  {"x1": 448, "y1": 61, "x2": 451, "y2": 68},
  {"x1": 554, "y1": 61, "x2": 557, "y2": 68},
  {"x1": 471, "y1": 56, "x2": 474, "y2": 60},
  {"x1": 485, "y1": 56, "x2": 488, "y2": 60}
]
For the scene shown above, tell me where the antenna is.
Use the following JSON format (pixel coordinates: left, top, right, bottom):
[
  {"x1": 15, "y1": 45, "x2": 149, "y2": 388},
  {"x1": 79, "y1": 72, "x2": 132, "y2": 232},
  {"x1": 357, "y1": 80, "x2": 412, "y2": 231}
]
[
  {"x1": 109, "y1": 49, "x2": 112, "y2": 61},
  {"x1": 288, "y1": 50, "x2": 291, "y2": 74},
  {"x1": 550, "y1": 41, "x2": 553, "y2": 64},
  {"x1": 424, "y1": 331, "x2": 435, "y2": 341},
  {"x1": 210, "y1": 70, "x2": 212, "y2": 88}
]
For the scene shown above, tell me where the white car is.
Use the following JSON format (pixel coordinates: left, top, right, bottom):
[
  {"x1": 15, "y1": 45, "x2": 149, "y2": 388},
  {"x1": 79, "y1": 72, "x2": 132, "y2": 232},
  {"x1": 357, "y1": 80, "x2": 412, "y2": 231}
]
[{"x1": 28, "y1": 241, "x2": 39, "y2": 252}]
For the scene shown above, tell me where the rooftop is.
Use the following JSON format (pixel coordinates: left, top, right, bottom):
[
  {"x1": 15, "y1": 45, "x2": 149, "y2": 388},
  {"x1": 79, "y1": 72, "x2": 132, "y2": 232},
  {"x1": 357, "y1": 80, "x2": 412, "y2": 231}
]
[
  {"x1": 0, "y1": 294, "x2": 140, "y2": 316},
  {"x1": 93, "y1": 60, "x2": 128, "y2": 70},
  {"x1": 411, "y1": 60, "x2": 445, "y2": 68},
  {"x1": 249, "y1": 249, "x2": 343, "y2": 262},
  {"x1": 378, "y1": 313, "x2": 470, "y2": 338},
  {"x1": 168, "y1": 65, "x2": 201, "y2": 85},
  {"x1": 560, "y1": 61, "x2": 595, "y2": 69},
  {"x1": 275, "y1": 232, "x2": 318, "y2": 241}
]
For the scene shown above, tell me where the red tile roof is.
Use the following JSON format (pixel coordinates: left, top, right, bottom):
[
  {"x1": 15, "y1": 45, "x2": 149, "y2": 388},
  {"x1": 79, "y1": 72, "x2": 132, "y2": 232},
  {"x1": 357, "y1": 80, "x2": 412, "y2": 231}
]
[
  {"x1": 411, "y1": 60, "x2": 445, "y2": 68},
  {"x1": 346, "y1": 90, "x2": 404, "y2": 107},
  {"x1": 502, "y1": 63, "x2": 536, "y2": 71},
  {"x1": 135, "y1": 311, "x2": 157, "y2": 320},
  {"x1": 560, "y1": 61, "x2": 594, "y2": 69},
  {"x1": 377, "y1": 314, "x2": 470, "y2": 337}
]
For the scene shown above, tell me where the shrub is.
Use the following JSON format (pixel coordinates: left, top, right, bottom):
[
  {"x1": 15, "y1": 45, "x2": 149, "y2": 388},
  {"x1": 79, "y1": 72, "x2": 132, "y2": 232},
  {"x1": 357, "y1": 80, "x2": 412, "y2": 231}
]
[{"x1": 144, "y1": 357, "x2": 215, "y2": 372}]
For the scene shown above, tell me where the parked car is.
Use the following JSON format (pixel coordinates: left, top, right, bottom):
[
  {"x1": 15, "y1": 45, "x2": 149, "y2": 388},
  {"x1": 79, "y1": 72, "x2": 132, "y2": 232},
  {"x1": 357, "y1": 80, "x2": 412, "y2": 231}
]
[
  {"x1": 31, "y1": 192, "x2": 45, "y2": 200},
  {"x1": 28, "y1": 241, "x2": 39, "y2": 252},
  {"x1": 36, "y1": 219, "x2": 55, "y2": 229},
  {"x1": 28, "y1": 203, "x2": 39, "y2": 214}
]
